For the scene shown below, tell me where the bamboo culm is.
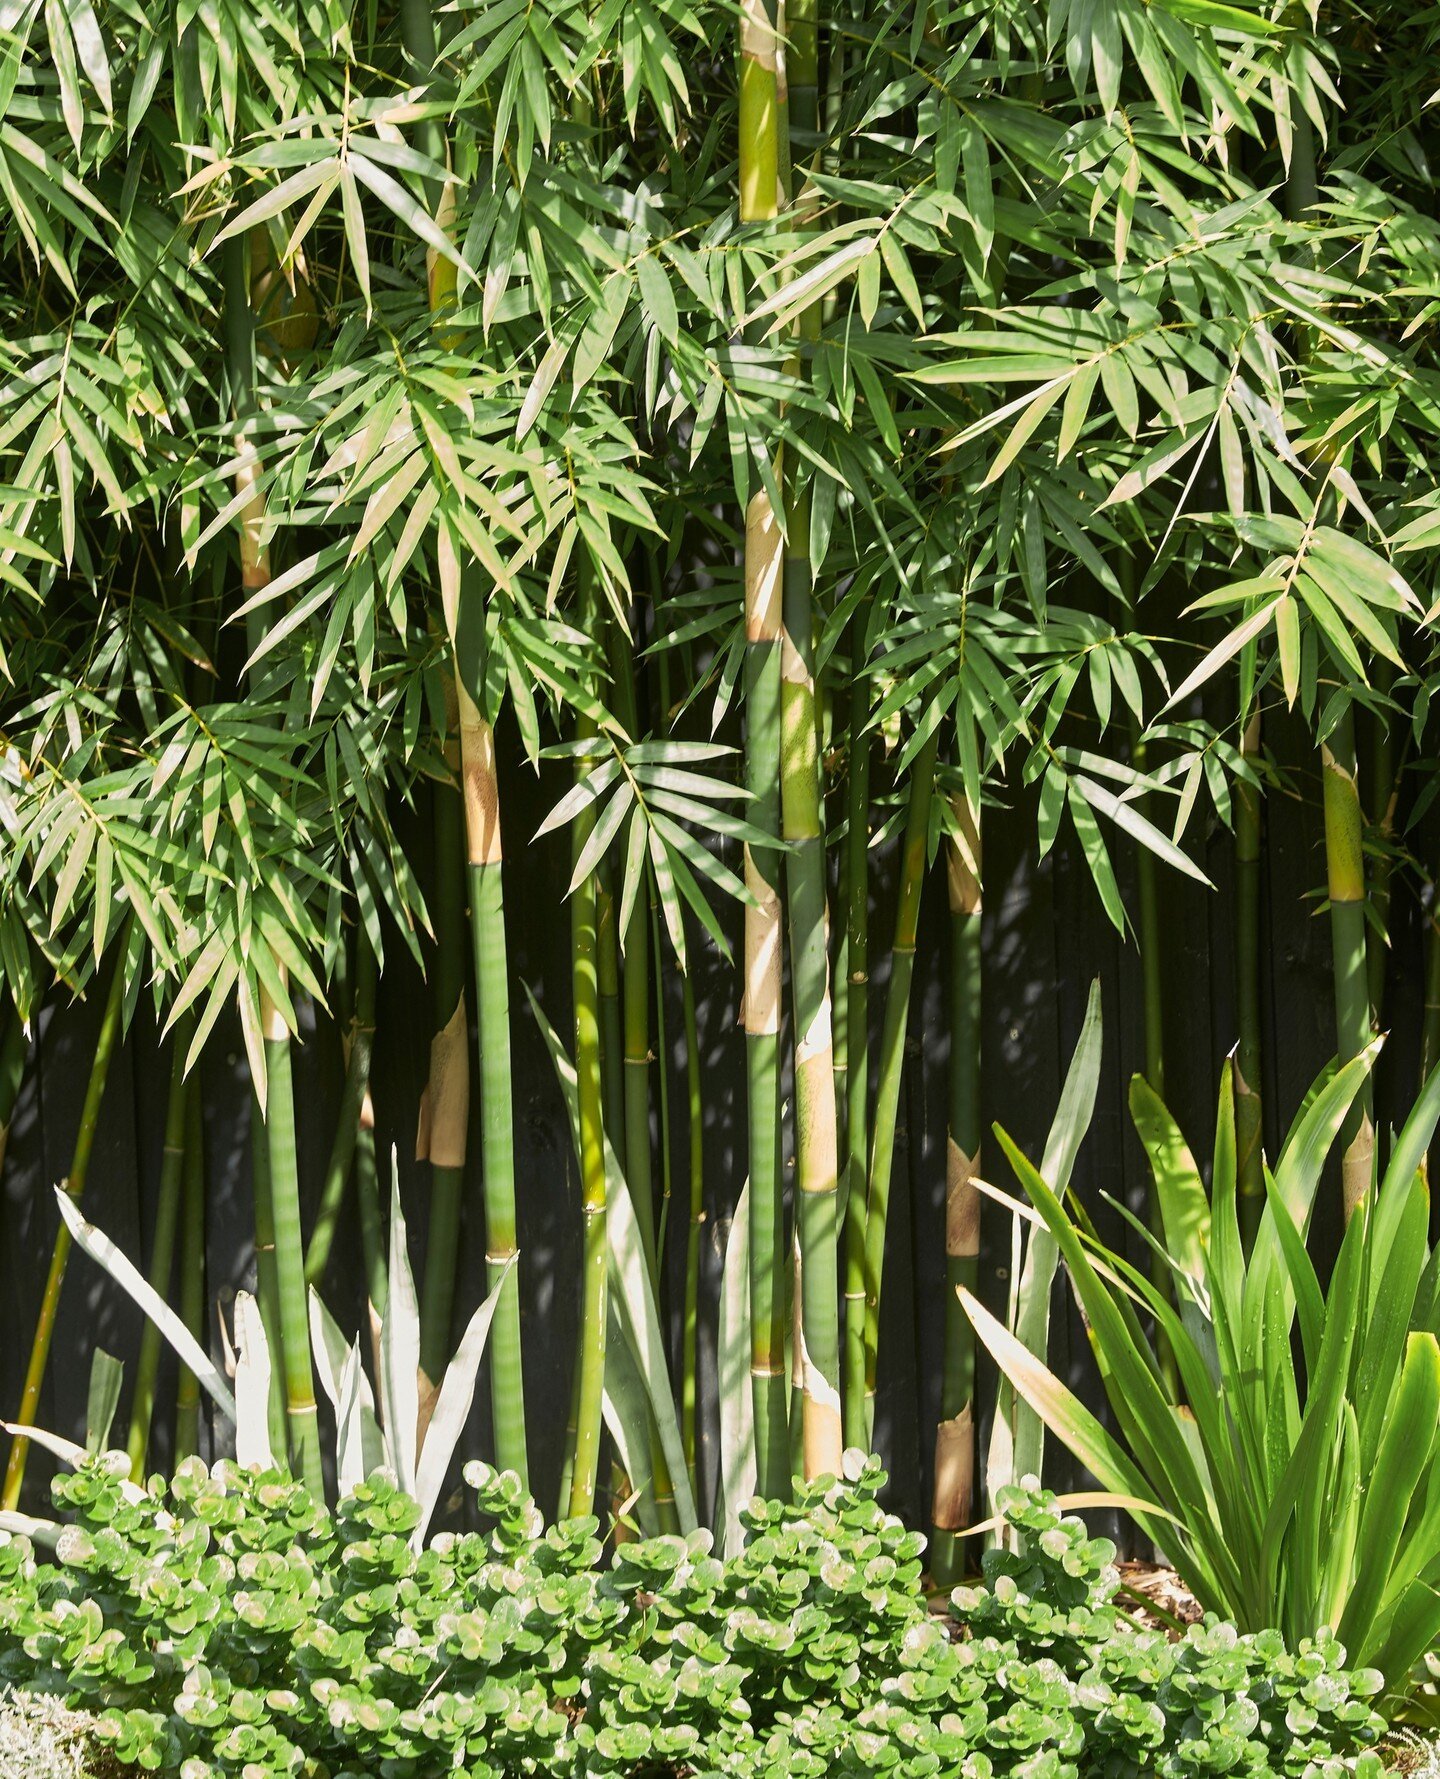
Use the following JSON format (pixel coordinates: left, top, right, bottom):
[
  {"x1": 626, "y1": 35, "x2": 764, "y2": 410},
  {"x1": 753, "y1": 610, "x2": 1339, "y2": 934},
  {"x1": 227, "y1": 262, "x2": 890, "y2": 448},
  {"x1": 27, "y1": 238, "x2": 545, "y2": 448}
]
[
  {"x1": 1422, "y1": 874, "x2": 1440, "y2": 1185},
  {"x1": 260, "y1": 977, "x2": 323, "y2": 1493},
  {"x1": 3, "y1": 959, "x2": 125, "y2": 1509},
  {"x1": 457, "y1": 686, "x2": 531, "y2": 1485},
  {"x1": 775, "y1": 0, "x2": 842, "y2": 1486},
  {"x1": 1365, "y1": 664, "x2": 1399, "y2": 1034},
  {"x1": 841, "y1": 668, "x2": 871, "y2": 1449},
  {"x1": 418, "y1": 754, "x2": 470, "y2": 1406},
  {"x1": 1323, "y1": 708, "x2": 1373, "y2": 1218},
  {"x1": 738, "y1": 0, "x2": 789, "y2": 1503},
  {"x1": 1234, "y1": 701, "x2": 1265, "y2": 1247},
  {"x1": 781, "y1": 496, "x2": 844, "y2": 1482},
  {"x1": 250, "y1": 1095, "x2": 287, "y2": 1461},
  {"x1": 860, "y1": 729, "x2": 937, "y2": 1444},
  {"x1": 931, "y1": 787, "x2": 982, "y2": 1587}
]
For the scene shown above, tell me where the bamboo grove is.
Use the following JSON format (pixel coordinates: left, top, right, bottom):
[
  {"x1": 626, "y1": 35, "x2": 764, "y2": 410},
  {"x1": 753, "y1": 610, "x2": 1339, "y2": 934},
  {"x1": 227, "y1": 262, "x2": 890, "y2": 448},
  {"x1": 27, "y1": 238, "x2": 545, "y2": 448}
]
[{"x1": 3, "y1": 0, "x2": 1440, "y2": 1556}]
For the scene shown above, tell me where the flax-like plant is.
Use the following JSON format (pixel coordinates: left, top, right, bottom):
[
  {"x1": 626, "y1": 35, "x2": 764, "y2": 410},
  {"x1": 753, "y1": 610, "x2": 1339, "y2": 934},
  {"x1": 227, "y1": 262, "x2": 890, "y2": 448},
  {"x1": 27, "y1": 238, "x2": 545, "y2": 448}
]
[{"x1": 969, "y1": 1035, "x2": 1440, "y2": 1691}]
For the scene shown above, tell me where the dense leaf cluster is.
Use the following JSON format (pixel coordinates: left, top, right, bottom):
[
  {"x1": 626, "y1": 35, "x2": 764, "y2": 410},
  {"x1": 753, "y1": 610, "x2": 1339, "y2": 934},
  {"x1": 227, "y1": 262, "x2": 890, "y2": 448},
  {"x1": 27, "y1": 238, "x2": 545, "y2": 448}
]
[{"x1": 0, "y1": 1457, "x2": 1388, "y2": 1779}]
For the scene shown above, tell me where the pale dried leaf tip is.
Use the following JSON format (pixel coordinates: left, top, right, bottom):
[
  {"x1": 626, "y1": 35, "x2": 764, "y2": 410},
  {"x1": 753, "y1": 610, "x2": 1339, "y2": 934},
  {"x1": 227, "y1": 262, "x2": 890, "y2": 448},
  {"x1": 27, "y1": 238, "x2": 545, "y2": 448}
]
[
  {"x1": 738, "y1": 0, "x2": 779, "y2": 71},
  {"x1": 424, "y1": 997, "x2": 471, "y2": 1170},
  {"x1": 744, "y1": 492, "x2": 782, "y2": 641},
  {"x1": 931, "y1": 1406, "x2": 974, "y2": 1533},
  {"x1": 946, "y1": 1140, "x2": 981, "y2": 1257},
  {"x1": 743, "y1": 847, "x2": 783, "y2": 1035},
  {"x1": 460, "y1": 700, "x2": 503, "y2": 865}
]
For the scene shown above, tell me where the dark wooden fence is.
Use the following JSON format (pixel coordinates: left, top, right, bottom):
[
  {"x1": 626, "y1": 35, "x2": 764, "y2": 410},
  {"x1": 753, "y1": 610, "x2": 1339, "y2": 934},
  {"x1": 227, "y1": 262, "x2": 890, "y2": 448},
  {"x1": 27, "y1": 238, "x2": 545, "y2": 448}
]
[{"x1": 2, "y1": 703, "x2": 1425, "y2": 1548}]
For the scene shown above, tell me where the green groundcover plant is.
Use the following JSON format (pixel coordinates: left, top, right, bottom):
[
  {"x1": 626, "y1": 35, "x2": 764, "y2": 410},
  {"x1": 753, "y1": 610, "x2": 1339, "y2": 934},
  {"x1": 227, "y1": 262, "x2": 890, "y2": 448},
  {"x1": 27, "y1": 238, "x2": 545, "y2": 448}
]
[{"x1": 0, "y1": 1453, "x2": 1390, "y2": 1779}]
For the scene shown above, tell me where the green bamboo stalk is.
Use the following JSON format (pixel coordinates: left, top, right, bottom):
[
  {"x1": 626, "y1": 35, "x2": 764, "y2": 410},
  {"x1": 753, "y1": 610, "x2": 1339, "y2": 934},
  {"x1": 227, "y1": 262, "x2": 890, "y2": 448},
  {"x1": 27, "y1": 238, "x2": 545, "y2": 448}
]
[
  {"x1": 841, "y1": 666, "x2": 871, "y2": 1448},
  {"x1": 622, "y1": 890, "x2": 657, "y2": 1286},
  {"x1": 860, "y1": 729, "x2": 937, "y2": 1445},
  {"x1": 1421, "y1": 877, "x2": 1440, "y2": 1186},
  {"x1": 781, "y1": 490, "x2": 843, "y2": 1483},
  {"x1": 227, "y1": 228, "x2": 284, "y2": 1452},
  {"x1": 174, "y1": 1077, "x2": 206, "y2": 1462},
  {"x1": 418, "y1": 749, "x2": 471, "y2": 1407},
  {"x1": 775, "y1": 0, "x2": 841, "y2": 1487},
  {"x1": 0, "y1": 1012, "x2": 28, "y2": 1181},
  {"x1": 738, "y1": 0, "x2": 789, "y2": 1505},
  {"x1": 250, "y1": 1095, "x2": 287, "y2": 1460},
  {"x1": 568, "y1": 712, "x2": 608, "y2": 1520},
  {"x1": 556, "y1": 1313, "x2": 583, "y2": 1521},
  {"x1": 355, "y1": 1079, "x2": 386, "y2": 1362},
  {"x1": 396, "y1": 0, "x2": 473, "y2": 1423},
  {"x1": 1323, "y1": 709, "x2": 1373, "y2": 1219},
  {"x1": 1365, "y1": 662, "x2": 1399, "y2": 1030},
  {"x1": 597, "y1": 868, "x2": 627, "y2": 1150},
  {"x1": 680, "y1": 960, "x2": 704, "y2": 1497},
  {"x1": 931, "y1": 785, "x2": 982, "y2": 1588},
  {"x1": 260, "y1": 977, "x2": 323, "y2": 1492},
  {"x1": 1234, "y1": 699, "x2": 1265, "y2": 1247},
  {"x1": 652, "y1": 885, "x2": 674, "y2": 1263},
  {"x1": 126, "y1": 1025, "x2": 191, "y2": 1478},
  {"x1": 4, "y1": 959, "x2": 125, "y2": 1509},
  {"x1": 304, "y1": 928, "x2": 378, "y2": 1288},
  {"x1": 458, "y1": 684, "x2": 529, "y2": 1485}
]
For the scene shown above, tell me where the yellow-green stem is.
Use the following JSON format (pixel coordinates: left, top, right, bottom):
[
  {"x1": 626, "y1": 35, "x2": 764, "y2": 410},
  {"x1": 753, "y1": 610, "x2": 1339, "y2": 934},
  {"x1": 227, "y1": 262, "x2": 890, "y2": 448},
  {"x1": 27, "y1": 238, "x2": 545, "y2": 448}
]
[
  {"x1": 126, "y1": 1024, "x2": 191, "y2": 1478},
  {"x1": 4, "y1": 960, "x2": 125, "y2": 1509},
  {"x1": 1323, "y1": 711, "x2": 1373, "y2": 1219}
]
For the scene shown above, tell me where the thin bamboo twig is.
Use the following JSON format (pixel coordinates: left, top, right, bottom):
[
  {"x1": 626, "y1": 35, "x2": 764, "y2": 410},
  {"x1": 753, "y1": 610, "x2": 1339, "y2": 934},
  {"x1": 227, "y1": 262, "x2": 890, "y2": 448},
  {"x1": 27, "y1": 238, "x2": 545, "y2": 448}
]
[
  {"x1": 125, "y1": 1023, "x2": 191, "y2": 1478},
  {"x1": 174, "y1": 1076, "x2": 206, "y2": 1463},
  {"x1": 860, "y1": 729, "x2": 937, "y2": 1445},
  {"x1": 680, "y1": 958, "x2": 704, "y2": 1498},
  {"x1": 4, "y1": 960, "x2": 125, "y2": 1509},
  {"x1": 0, "y1": 1013, "x2": 28, "y2": 1182},
  {"x1": 304, "y1": 929, "x2": 378, "y2": 1288}
]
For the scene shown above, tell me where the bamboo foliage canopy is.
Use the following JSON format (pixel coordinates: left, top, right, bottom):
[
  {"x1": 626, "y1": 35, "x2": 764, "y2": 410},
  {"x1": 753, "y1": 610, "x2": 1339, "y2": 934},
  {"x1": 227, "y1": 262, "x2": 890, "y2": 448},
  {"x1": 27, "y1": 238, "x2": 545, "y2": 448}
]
[{"x1": 3, "y1": 0, "x2": 1440, "y2": 1519}]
